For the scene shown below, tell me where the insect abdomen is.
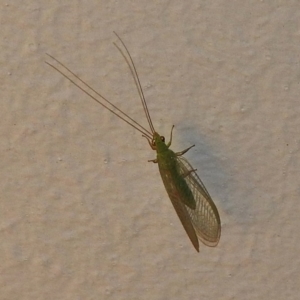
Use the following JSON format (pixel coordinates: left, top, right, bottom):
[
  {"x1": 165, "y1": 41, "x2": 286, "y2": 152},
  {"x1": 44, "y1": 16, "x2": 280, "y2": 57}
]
[{"x1": 157, "y1": 150, "x2": 196, "y2": 210}]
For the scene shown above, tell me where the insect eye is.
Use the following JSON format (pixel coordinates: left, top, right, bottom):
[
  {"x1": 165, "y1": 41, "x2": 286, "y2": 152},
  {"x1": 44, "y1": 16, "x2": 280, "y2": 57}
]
[{"x1": 161, "y1": 136, "x2": 165, "y2": 142}]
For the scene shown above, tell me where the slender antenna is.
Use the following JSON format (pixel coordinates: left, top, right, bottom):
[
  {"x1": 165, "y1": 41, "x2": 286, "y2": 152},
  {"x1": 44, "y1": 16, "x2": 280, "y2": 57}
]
[
  {"x1": 46, "y1": 55, "x2": 152, "y2": 139},
  {"x1": 113, "y1": 32, "x2": 155, "y2": 134}
]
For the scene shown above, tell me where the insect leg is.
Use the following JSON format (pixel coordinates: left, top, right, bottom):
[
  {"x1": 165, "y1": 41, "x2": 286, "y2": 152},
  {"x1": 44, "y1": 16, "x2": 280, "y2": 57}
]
[
  {"x1": 148, "y1": 158, "x2": 157, "y2": 163},
  {"x1": 175, "y1": 144, "x2": 195, "y2": 156},
  {"x1": 182, "y1": 168, "x2": 197, "y2": 178},
  {"x1": 166, "y1": 125, "x2": 175, "y2": 147}
]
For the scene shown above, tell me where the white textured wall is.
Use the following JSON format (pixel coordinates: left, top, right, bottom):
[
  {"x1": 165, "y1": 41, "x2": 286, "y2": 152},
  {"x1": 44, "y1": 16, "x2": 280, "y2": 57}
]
[{"x1": 1, "y1": 1, "x2": 299, "y2": 299}]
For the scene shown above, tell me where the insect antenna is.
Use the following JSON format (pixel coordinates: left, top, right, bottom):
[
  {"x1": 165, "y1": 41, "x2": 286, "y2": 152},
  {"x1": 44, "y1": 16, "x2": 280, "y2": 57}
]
[
  {"x1": 45, "y1": 53, "x2": 152, "y2": 139},
  {"x1": 113, "y1": 32, "x2": 155, "y2": 134}
]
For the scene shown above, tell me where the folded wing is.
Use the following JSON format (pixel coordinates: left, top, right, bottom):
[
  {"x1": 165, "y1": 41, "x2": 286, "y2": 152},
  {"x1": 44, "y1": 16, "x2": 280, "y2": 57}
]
[{"x1": 177, "y1": 156, "x2": 221, "y2": 247}]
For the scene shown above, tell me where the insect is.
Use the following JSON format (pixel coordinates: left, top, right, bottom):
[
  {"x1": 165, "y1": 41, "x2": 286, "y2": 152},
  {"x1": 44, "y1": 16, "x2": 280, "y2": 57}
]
[{"x1": 46, "y1": 32, "x2": 221, "y2": 252}]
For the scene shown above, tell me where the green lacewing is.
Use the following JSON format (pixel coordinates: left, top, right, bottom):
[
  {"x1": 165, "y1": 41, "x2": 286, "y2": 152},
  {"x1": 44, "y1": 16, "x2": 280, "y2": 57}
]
[{"x1": 46, "y1": 32, "x2": 221, "y2": 252}]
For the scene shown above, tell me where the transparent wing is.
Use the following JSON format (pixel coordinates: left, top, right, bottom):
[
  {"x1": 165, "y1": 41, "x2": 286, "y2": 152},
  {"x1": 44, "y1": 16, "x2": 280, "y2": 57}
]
[
  {"x1": 177, "y1": 156, "x2": 221, "y2": 247},
  {"x1": 158, "y1": 162, "x2": 200, "y2": 251},
  {"x1": 166, "y1": 190, "x2": 200, "y2": 252}
]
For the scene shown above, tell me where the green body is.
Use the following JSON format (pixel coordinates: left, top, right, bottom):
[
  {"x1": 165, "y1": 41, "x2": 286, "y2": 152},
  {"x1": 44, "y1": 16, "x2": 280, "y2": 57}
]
[
  {"x1": 152, "y1": 132, "x2": 221, "y2": 252},
  {"x1": 155, "y1": 134, "x2": 196, "y2": 210},
  {"x1": 153, "y1": 132, "x2": 200, "y2": 251}
]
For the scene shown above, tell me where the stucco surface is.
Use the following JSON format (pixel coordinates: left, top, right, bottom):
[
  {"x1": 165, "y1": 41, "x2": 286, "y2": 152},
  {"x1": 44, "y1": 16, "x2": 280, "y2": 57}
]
[{"x1": 1, "y1": 1, "x2": 299, "y2": 299}]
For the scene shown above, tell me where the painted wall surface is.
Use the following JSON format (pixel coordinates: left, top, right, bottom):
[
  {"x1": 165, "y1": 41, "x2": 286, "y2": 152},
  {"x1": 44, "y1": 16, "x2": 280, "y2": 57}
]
[{"x1": 1, "y1": 1, "x2": 299, "y2": 299}]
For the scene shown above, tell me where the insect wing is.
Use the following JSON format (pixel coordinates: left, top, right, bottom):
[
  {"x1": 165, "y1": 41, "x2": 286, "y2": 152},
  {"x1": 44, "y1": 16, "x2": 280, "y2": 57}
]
[
  {"x1": 167, "y1": 188, "x2": 200, "y2": 252},
  {"x1": 158, "y1": 164, "x2": 200, "y2": 251},
  {"x1": 177, "y1": 156, "x2": 221, "y2": 247}
]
